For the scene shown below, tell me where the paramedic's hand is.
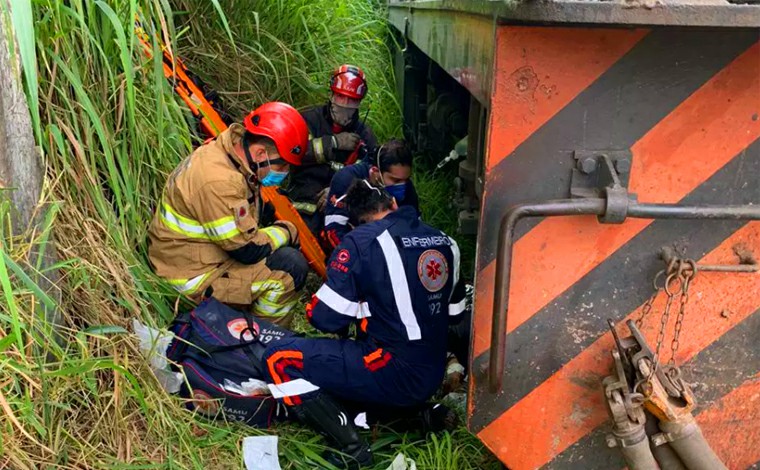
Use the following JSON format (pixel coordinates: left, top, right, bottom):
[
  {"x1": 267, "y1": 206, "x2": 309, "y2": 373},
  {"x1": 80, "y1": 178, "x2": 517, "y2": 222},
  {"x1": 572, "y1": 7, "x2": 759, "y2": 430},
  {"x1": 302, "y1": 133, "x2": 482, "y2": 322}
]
[
  {"x1": 316, "y1": 187, "x2": 330, "y2": 213},
  {"x1": 333, "y1": 132, "x2": 360, "y2": 151},
  {"x1": 273, "y1": 220, "x2": 299, "y2": 247}
]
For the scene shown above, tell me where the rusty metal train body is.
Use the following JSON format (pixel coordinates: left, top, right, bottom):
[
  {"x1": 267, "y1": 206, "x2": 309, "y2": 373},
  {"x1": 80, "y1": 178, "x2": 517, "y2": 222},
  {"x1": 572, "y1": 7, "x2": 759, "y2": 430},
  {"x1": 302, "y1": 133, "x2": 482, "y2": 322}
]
[{"x1": 388, "y1": 1, "x2": 760, "y2": 468}]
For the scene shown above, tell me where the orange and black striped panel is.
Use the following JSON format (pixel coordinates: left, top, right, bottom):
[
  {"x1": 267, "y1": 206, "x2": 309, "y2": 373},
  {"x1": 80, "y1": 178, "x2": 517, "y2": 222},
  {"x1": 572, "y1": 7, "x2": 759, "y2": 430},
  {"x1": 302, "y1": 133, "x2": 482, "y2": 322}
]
[{"x1": 469, "y1": 25, "x2": 760, "y2": 469}]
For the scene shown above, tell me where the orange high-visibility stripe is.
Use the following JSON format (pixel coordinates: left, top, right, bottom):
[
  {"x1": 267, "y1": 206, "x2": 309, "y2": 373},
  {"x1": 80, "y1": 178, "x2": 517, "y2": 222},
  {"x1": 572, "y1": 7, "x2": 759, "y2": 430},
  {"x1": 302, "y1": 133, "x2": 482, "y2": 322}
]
[
  {"x1": 486, "y1": 27, "x2": 648, "y2": 172},
  {"x1": 477, "y1": 222, "x2": 760, "y2": 469},
  {"x1": 699, "y1": 374, "x2": 760, "y2": 469},
  {"x1": 363, "y1": 348, "x2": 385, "y2": 365},
  {"x1": 473, "y1": 42, "x2": 760, "y2": 359},
  {"x1": 266, "y1": 350, "x2": 305, "y2": 406}
]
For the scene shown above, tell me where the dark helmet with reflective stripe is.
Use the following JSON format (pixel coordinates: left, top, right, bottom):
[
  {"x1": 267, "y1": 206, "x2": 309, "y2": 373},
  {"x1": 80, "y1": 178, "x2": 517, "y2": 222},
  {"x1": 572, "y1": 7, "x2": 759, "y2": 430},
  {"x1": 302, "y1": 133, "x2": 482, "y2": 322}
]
[
  {"x1": 243, "y1": 102, "x2": 308, "y2": 166},
  {"x1": 329, "y1": 64, "x2": 367, "y2": 101}
]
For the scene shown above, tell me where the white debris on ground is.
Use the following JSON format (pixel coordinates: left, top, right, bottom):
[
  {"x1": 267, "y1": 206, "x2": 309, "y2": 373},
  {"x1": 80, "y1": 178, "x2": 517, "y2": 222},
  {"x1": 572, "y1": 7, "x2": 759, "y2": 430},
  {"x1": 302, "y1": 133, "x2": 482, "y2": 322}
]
[
  {"x1": 243, "y1": 436, "x2": 282, "y2": 470},
  {"x1": 387, "y1": 453, "x2": 417, "y2": 470},
  {"x1": 132, "y1": 319, "x2": 183, "y2": 393},
  {"x1": 223, "y1": 378, "x2": 271, "y2": 396}
]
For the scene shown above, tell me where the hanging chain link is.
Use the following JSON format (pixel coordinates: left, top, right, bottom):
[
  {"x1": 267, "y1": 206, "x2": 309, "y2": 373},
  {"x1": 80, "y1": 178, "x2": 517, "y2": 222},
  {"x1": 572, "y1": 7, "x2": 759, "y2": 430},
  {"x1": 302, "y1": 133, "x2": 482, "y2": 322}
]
[
  {"x1": 669, "y1": 260, "x2": 696, "y2": 365},
  {"x1": 635, "y1": 291, "x2": 657, "y2": 328},
  {"x1": 640, "y1": 257, "x2": 697, "y2": 384}
]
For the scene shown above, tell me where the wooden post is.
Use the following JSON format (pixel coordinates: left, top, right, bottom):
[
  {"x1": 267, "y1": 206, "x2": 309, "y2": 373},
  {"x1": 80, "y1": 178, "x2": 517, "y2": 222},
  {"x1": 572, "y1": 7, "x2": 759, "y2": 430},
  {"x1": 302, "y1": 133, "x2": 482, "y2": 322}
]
[{"x1": 0, "y1": 5, "x2": 61, "y2": 338}]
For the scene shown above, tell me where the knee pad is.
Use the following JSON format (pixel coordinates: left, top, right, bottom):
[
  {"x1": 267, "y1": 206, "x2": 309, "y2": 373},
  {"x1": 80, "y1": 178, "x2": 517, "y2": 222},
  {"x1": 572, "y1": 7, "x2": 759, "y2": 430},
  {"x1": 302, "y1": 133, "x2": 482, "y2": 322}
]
[{"x1": 266, "y1": 247, "x2": 309, "y2": 291}]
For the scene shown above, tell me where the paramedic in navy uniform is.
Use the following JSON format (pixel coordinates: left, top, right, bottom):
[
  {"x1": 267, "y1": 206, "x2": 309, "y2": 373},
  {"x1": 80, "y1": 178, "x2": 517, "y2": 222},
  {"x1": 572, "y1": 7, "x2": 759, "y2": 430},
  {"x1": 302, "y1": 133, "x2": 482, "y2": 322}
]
[{"x1": 262, "y1": 180, "x2": 466, "y2": 469}]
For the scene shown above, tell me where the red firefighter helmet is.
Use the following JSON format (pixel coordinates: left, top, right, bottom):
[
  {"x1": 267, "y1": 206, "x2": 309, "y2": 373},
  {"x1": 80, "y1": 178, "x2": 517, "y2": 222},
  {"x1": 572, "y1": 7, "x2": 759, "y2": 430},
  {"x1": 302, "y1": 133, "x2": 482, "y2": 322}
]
[
  {"x1": 329, "y1": 64, "x2": 367, "y2": 103},
  {"x1": 243, "y1": 102, "x2": 308, "y2": 166}
]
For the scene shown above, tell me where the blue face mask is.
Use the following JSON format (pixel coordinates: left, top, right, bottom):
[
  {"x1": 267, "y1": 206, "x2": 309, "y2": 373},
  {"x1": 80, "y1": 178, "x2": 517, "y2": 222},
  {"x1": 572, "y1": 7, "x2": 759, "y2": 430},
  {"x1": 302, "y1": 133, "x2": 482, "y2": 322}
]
[
  {"x1": 385, "y1": 182, "x2": 406, "y2": 202},
  {"x1": 261, "y1": 169, "x2": 288, "y2": 187}
]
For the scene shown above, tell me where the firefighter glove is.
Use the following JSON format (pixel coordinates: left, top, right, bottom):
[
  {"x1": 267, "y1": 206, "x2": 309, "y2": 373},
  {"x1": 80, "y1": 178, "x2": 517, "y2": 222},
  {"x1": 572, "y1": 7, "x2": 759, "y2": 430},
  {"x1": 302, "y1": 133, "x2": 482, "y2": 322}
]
[
  {"x1": 333, "y1": 132, "x2": 361, "y2": 151},
  {"x1": 316, "y1": 187, "x2": 330, "y2": 213}
]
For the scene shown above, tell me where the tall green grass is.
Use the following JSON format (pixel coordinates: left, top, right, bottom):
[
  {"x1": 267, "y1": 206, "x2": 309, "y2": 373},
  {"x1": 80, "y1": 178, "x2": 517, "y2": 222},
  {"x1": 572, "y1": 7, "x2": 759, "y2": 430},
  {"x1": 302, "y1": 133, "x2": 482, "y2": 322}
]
[
  {"x1": 0, "y1": 0, "x2": 494, "y2": 468},
  {"x1": 171, "y1": 0, "x2": 402, "y2": 141}
]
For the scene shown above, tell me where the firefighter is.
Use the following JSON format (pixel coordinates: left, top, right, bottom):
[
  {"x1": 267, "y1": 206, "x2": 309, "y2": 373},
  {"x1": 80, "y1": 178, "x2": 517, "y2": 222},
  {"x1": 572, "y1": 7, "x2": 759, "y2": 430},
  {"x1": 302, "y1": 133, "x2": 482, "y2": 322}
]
[
  {"x1": 287, "y1": 64, "x2": 378, "y2": 237},
  {"x1": 323, "y1": 139, "x2": 419, "y2": 251},
  {"x1": 148, "y1": 102, "x2": 310, "y2": 328},
  {"x1": 263, "y1": 180, "x2": 466, "y2": 468}
]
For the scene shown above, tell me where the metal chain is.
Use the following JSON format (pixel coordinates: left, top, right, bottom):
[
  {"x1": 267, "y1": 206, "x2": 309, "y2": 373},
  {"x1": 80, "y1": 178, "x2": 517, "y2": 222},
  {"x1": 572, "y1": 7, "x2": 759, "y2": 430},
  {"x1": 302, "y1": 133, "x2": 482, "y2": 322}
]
[
  {"x1": 640, "y1": 257, "x2": 698, "y2": 386},
  {"x1": 669, "y1": 260, "x2": 696, "y2": 365},
  {"x1": 649, "y1": 273, "x2": 678, "y2": 381},
  {"x1": 635, "y1": 265, "x2": 671, "y2": 328}
]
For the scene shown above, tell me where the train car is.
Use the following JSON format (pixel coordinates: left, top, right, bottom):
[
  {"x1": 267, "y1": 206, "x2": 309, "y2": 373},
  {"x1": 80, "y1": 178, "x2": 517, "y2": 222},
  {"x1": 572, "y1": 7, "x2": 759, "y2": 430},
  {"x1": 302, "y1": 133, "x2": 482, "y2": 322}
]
[{"x1": 388, "y1": 1, "x2": 760, "y2": 468}]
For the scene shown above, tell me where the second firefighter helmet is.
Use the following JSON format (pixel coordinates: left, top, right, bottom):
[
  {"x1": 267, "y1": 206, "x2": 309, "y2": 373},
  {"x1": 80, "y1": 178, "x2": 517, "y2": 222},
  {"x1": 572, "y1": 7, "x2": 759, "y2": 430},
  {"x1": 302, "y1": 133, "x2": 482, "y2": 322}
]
[
  {"x1": 243, "y1": 102, "x2": 308, "y2": 166},
  {"x1": 329, "y1": 64, "x2": 367, "y2": 109}
]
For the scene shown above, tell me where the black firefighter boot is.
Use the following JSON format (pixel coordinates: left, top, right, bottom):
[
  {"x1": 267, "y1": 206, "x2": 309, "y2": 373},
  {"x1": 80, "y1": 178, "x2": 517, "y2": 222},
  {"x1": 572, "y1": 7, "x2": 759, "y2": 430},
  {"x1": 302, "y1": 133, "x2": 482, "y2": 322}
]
[{"x1": 293, "y1": 394, "x2": 373, "y2": 469}]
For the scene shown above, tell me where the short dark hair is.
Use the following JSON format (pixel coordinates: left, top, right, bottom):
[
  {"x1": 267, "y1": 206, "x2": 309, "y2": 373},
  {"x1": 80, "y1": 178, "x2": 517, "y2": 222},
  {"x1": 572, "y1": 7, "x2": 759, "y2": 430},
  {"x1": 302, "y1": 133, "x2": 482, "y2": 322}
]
[
  {"x1": 245, "y1": 132, "x2": 278, "y2": 154},
  {"x1": 376, "y1": 139, "x2": 413, "y2": 172},
  {"x1": 345, "y1": 179, "x2": 394, "y2": 225}
]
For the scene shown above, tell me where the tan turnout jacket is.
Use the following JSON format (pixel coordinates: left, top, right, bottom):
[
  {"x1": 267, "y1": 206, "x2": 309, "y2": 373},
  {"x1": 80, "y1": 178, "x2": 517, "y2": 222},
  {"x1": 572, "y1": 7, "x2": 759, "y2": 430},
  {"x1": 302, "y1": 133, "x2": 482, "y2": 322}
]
[{"x1": 147, "y1": 124, "x2": 290, "y2": 297}]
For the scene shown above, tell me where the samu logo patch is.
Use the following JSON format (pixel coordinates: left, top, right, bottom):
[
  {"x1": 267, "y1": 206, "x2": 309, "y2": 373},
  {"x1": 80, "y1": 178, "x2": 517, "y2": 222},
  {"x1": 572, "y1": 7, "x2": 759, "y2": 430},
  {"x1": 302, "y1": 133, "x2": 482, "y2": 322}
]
[
  {"x1": 227, "y1": 318, "x2": 258, "y2": 342},
  {"x1": 417, "y1": 249, "x2": 448, "y2": 292}
]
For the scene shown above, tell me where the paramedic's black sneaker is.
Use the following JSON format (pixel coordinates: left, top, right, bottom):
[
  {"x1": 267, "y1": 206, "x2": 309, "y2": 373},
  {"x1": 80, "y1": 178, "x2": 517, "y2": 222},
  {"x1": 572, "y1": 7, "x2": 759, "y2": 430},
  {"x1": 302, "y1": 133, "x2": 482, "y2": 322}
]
[
  {"x1": 418, "y1": 402, "x2": 460, "y2": 433},
  {"x1": 324, "y1": 444, "x2": 373, "y2": 469},
  {"x1": 365, "y1": 402, "x2": 459, "y2": 434},
  {"x1": 293, "y1": 394, "x2": 374, "y2": 469}
]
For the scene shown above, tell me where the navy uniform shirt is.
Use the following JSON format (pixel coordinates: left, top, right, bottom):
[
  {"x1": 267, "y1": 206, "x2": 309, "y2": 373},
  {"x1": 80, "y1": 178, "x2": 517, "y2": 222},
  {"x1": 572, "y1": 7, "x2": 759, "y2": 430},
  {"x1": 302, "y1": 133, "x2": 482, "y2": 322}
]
[{"x1": 308, "y1": 206, "x2": 465, "y2": 400}]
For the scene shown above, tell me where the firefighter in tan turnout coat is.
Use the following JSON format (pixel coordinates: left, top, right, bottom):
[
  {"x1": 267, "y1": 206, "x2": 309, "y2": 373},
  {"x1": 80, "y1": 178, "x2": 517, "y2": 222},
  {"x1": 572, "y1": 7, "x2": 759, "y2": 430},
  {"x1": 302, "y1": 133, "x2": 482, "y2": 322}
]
[{"x1": 148, "y1": 102, "x2": 310, "y2": 327}]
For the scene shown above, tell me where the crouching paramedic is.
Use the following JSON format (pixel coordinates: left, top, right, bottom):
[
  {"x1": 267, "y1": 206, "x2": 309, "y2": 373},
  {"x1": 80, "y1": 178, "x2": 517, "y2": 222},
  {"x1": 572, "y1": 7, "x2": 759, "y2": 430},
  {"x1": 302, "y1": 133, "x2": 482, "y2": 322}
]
[
  {"x1": 262, "y1": 180, "x2": 466, "y2": 468},
  {"x1": 148, "y1": 102, "x2": 310, "y2": 327},
  {"x1": 323, "y1": 139, "x2": 419, "y2": 251}
]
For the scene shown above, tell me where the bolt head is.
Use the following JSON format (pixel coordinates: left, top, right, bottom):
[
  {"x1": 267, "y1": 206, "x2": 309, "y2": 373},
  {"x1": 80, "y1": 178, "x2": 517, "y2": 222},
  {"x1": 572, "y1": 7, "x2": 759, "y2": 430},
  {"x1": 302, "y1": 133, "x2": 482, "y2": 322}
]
[
  {"x1": 577, "y1": 157, "x2": 597, "y2": 174},
  {"x1": 615, "y1": 158, "x2": 631, "y2": 174}
]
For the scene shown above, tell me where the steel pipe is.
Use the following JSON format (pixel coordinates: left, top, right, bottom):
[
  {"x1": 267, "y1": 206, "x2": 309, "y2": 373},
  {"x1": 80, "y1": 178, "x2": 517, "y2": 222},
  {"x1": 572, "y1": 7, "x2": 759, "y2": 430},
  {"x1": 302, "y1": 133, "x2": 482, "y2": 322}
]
[
  {"x1": 490, "y1": 198, "x2": 760, "y2": 392},
  {"x1": 628, "y1": 203, "x2": 760, "y2": 220},
  {"x1": 645, "y1": 412, "x2": 687, "y2": 470},
  {"x1": 657, "y1": 415, "x2": 728, "y2": 470},
  {"x1": 491, "y1": 199, "x2": 606, "y2": 392}
]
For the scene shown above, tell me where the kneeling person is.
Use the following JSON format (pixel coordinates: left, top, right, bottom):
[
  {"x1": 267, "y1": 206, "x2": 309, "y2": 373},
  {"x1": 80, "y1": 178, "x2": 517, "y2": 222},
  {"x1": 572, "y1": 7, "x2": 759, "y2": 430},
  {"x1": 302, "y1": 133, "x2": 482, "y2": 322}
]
[
  {"x1": 148, "y1": 102, "x2": 310, "y2": 327},
  {"x1": 263, "y1": 180, "x2": 465, "y2": 468},
  {"x1": 323, "y1": 139, "x2": 419, "y2": 250}
]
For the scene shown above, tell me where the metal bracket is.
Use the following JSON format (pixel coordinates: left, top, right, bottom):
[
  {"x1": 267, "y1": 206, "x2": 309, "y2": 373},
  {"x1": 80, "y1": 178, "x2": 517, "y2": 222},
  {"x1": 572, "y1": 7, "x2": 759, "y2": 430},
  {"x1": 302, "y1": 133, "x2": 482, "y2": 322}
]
[
  {"x1": 571, "y1": 150, "x2": 633, "y2": 199},
  {"x1": 660, "y1": 246, "x2": 759, "y2": 273}
]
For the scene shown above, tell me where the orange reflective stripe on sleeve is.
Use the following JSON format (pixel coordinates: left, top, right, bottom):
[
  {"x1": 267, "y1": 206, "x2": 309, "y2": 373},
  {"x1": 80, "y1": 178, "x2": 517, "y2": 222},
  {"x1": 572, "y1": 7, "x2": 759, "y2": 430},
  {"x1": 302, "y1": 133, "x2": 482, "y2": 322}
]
[{"x1": 266, "y1": 350, "x2": 305, "y2": 406}]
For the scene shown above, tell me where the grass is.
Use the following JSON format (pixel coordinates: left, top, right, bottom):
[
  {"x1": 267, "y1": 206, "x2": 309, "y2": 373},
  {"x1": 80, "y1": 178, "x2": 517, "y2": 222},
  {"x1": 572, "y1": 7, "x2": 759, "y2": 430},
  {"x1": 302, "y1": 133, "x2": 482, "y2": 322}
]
[
  {"x1": 0, "y1": 0, "x2": 494, "y2": 468},
  {"x1": 170, "y1": 0, "x2": 401, "y2": 141}
]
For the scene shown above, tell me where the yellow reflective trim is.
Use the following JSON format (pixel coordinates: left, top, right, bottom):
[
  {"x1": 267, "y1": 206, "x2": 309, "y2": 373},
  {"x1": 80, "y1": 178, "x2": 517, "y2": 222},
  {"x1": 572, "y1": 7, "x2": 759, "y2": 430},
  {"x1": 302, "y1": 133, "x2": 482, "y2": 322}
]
[
  {"x1": 206, "y1": 216, "x2": 235, "y2": 228},
  {"x1": 259, "y1": 226, "x2": 288, "y2": 250},
  {"x1": 167, "y1": 270, "x2": 214, "y2": 294},
  {"x1": 160, "y1": 207, "x2": 208, "y2": 239},
  {"x1": 161, "y1": 201, "x2": 241, "y2": 241},
  {"x1": 252, "y1": 298, "x2": 296, "y2": 317},
  {"x1": 162, "y1": 202, "x2": 202, "y2": 227},
  {"x1": 292, "y1": 202, "x2": 317, "y2": 214},
  {"x1": 202, "y1": 216, "x2": 240, "y2": 241},
  {"x1": 251, "y1": 279, "x2": 286, "y2": 302},
  {"x1": 313, "y1": 137, "x2": 325, "y2": 163}
]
